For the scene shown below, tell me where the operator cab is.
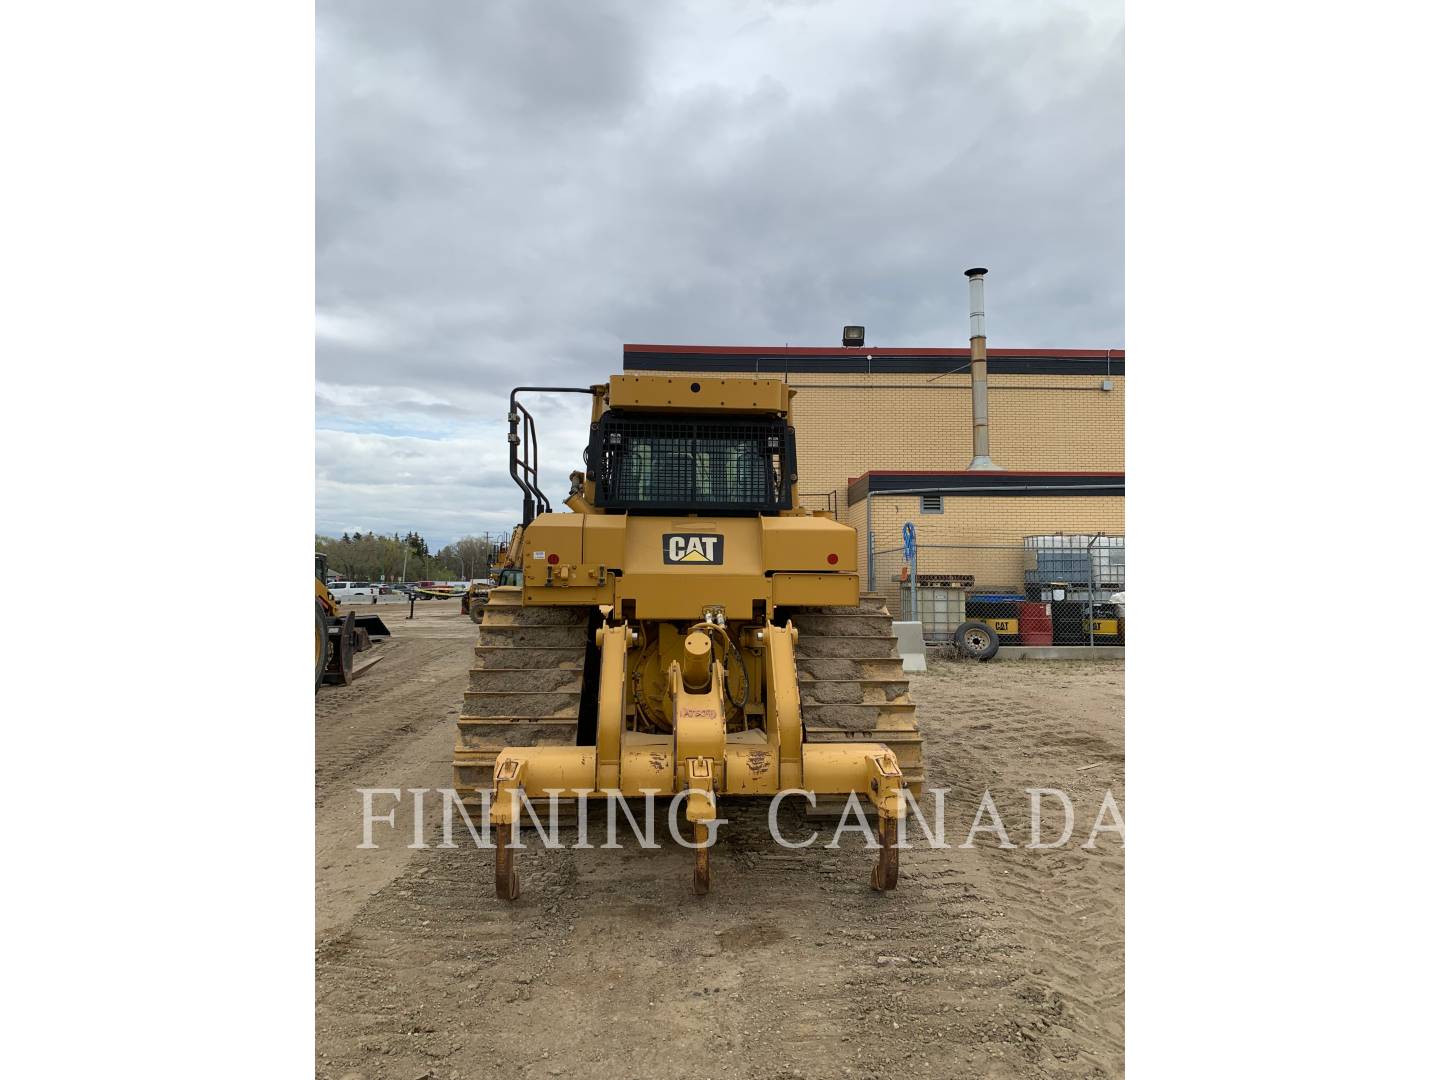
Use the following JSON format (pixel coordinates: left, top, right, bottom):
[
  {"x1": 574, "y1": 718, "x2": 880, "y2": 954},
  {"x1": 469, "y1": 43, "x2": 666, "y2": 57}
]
[{"x1": 588, "y1": 410, "x2": 795, "y2": 515}]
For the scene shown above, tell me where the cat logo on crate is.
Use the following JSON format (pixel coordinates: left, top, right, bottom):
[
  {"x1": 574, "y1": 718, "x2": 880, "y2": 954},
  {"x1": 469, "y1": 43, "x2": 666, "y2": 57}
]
[
  {"x1": 983, "y1": 618, "x2": 1019, "y2": 635},
  {"x1": 663, "y1": 534, "x2": 724, "y2": 565}
]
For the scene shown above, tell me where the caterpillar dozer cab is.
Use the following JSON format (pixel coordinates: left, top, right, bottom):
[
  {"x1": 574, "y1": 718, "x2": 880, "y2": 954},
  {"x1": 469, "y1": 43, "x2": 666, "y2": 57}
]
[{"x1": 455, "y1": 376, "x2": 923, "y2": 898}]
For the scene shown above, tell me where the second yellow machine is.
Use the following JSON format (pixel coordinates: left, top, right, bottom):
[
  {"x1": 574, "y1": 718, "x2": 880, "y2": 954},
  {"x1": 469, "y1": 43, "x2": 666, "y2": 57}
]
[{"x1": 456, "y1": 375, "x2": 923, "y2": 898}]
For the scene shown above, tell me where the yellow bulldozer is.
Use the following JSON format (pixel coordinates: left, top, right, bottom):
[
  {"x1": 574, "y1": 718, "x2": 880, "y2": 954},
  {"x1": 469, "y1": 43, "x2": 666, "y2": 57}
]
[
  {"x1": 460, "y1": 527, "x2": 526, "y2": 623},
  {"x1": 456, "y1": 376, "x2": 923, "y2": 899}
]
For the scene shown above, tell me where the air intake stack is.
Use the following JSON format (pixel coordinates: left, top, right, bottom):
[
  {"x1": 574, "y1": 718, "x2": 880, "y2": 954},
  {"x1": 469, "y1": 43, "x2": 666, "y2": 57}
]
[{"x1": 964, "y1": 267, "x2": 1002, "y2": 470}]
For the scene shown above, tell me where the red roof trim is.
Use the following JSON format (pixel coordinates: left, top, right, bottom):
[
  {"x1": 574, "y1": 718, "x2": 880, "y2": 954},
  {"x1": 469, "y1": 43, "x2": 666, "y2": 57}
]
[
  {"x1": 857, "y1": 469, "x2": 1125, "y2": 479},
  {"x1": 625, "y1": 344, "x2": 1124, "y2": 359}
]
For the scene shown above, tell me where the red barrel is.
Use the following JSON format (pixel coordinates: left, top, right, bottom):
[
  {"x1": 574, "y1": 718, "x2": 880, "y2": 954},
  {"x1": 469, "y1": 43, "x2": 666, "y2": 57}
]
[{"x1": 1018, "y1": 601, "x2": 1053, "y2": 646}]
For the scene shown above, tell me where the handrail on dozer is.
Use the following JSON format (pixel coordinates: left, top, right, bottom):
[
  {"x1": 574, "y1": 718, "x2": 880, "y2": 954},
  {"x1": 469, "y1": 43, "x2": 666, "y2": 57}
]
[{"x1": 508, "y1": 386, "x2": 595, "y2": 526}]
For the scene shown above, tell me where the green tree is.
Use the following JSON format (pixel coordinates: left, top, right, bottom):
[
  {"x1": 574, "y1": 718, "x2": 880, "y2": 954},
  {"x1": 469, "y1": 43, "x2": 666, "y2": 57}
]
[{"x1": 456, "y1": 535, "x2": 495, "y2": 579}]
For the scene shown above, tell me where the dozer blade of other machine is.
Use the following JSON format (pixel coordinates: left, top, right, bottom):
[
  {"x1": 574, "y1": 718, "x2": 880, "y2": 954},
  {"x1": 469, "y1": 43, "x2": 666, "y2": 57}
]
[{"x1": 351, "y1": 613, "x2": 390, "y2": 639}]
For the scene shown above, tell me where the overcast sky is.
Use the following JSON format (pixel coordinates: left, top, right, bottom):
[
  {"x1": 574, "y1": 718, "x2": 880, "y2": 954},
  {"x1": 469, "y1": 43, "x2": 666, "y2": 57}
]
[{"x1": 316, "y1": 0, "x2": 1123, "y2": 549}]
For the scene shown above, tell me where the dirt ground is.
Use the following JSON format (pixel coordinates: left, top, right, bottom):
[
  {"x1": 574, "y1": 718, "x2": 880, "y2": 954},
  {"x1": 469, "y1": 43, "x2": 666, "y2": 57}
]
[{"x1": 316, "y1": 602, "x2": 1124, "y2": 1079}]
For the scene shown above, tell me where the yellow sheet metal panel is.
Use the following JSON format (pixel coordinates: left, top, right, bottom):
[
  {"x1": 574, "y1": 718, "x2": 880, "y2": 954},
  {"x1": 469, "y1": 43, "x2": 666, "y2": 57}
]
[
  {"x1": 520, "y1": 584, "x2": 611, "y2": 606},
  {"x1": 616, "y1": 515, "x2": 770, "y2": 620},
  {"x1": 582, "y1": 514, "x2": 628, "y2": 567},
  {"x1": 524, "y1": 509, "x2": 860, "y2": 615},
  {"x1": 771, "y1": 572, "x2": 860, "y2": 607},
  {"x1": 521, "y1": 514, "x2": 582, "y2": 580},
  {"x1": 624, "y1": 516, "x2": 764, "y2": 572},
  {"x1": 607, "y1": 374, "x2": 790, "y2": 415},
  {"x1": 520, "y1": 513, "x2": 617, "y2": 603},
  {"x1": 617, "y1": 576, "x2": 767, "y2": 620},
  {"x1": 761, "y1": 515, "x2": 857, "y2": 572}
]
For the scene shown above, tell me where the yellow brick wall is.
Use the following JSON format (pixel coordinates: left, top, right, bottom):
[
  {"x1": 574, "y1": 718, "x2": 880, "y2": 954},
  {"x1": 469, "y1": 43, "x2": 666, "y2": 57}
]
[
  {"x1": 626, "y1": 365, "x2": 1125, "y2": 591},
  {"x1": 625, "y1": 368, "x2": 1125, "y2": 500}
]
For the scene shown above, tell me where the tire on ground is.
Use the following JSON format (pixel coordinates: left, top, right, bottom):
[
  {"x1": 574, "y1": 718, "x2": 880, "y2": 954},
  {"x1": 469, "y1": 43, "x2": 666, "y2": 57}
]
[{"x1": 954, "y1": 620, "x2": 1000, "y2": 661}]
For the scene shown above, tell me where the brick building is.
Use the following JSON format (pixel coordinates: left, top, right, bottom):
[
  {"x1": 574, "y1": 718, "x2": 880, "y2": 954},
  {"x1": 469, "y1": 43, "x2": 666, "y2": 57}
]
[{"x1": 622, "y1": 344, "x2": 1125, "y2": 606}]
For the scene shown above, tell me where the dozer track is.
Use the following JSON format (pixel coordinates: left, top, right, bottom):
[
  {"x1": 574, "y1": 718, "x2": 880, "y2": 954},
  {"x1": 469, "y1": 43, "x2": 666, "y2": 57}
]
[
  {"x1": 451, "y1": 587, "x2": 591, "y2": 818},
  {"x1": 790, "y1": 592, "x2": 924, "y2": 797}
]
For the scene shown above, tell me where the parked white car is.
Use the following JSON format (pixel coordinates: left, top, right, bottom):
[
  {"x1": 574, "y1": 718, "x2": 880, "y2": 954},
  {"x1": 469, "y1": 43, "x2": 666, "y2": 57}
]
[{"x1": 329, "y1": 581, "x2": 380, "y2": 604}]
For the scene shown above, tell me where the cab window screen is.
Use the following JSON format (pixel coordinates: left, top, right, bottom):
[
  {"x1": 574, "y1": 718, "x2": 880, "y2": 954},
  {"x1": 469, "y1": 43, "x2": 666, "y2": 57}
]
[{"x1": 590, "y1": 412, "x2": 793, "y2": 512}]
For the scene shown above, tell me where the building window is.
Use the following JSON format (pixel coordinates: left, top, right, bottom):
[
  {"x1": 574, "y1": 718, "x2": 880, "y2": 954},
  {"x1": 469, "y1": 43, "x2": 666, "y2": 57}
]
[{"x1": 920, "y1": 494, "x2": 944, "y2": 514}]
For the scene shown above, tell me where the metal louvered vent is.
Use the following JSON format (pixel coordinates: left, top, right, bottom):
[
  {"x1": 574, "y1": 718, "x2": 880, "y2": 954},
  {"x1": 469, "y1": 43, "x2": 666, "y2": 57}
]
[{"x1": 588, "y1": 411, "x2": 795, "y2": 513}]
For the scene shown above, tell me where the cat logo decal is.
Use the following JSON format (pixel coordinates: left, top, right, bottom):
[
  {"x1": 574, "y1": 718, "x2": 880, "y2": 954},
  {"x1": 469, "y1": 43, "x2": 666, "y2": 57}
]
[{"x1": 663, "y1": 534, "x2": 724, "y2": 565}]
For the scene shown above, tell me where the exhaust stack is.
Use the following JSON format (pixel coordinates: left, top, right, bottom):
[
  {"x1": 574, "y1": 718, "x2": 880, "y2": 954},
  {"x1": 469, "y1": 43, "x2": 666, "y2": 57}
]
[{"x1": 964, "y1": 267, "x2": 1002, "y2": 470}]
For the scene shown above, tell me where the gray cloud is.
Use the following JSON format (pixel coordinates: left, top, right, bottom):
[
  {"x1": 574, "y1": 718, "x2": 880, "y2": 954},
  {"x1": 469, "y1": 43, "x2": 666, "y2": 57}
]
[{"x1": 317, "y1": 0, "x2": 1123, "y2": 547}]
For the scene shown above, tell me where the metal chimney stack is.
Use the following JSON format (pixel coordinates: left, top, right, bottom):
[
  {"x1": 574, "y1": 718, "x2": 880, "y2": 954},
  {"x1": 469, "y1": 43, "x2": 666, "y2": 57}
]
[{"x1": 964, "y1": 267, "x2": 1002, "y2": 470}]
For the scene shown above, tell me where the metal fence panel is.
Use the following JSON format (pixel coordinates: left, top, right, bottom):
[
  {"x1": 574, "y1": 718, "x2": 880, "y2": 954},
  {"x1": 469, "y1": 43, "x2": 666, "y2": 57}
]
[{"x1": 867, "y1": 538, "x2": 1125, "y2": 648}]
